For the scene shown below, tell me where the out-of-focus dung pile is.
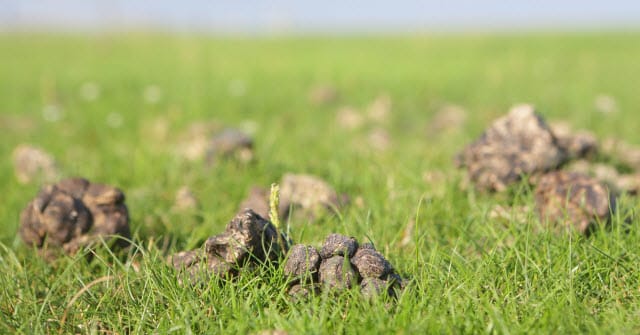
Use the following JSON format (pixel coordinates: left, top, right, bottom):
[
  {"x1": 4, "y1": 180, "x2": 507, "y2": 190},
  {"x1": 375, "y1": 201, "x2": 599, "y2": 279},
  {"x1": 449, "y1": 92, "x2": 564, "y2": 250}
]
[
  {"x1": 19, "y1": 177, "x2": 131, "y2": 259},
  {"x1": 12, "y1": 144, "x2": 60, "y2": 184},
  {"x1": 456, "y1": 103, "x2": 640, "y2": 234},
  {"x1": 534, "y1": 171, "x2": 616, "y2": 235},
  {"x1": 239, "y1": 173, "x2": 347, "y2": 221},
  {"x1": 455, "y1": 104, "x2": 567, "y2": 192},
  {"x1": 175, "y1": 124, "x2": 254, "y2": 164}
]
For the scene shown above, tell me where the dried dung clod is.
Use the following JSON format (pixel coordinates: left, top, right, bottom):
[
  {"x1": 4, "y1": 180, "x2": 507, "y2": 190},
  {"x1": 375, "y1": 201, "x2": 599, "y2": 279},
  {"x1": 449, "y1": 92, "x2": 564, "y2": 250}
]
[
  {"x1": 280, "y1": 173, "x2": 343, "y2": 219},
  {"x1": 288, "y1": 283, "x2": 321, "y2": 299},
  {"x1": 238, "y1": 173, "x2": 345, "y2": 221},
  {"x1": 170, "y1": 209, "x2": 289, "y2": 282},
  {"x1": 534, "y1": 171, "x2": 616, "y2": 234},
  {"x1": 318, "y1": 256, "x2": 359, "y2": 290},
  {"x1": 19, "y1": 177, "x2": 131, "y2": 258},
  {"x1": 283, "y1": 235, "x2": 404, "y2": 298},
  {"x1": 12, "y1": 144, "x2": 60, "y2": 184},
  {"x1": 207, "y1": 128, "x2": 254, "y2": 164},
  {"x1": 456, "y1": 104, "x2": 567, "y2": 191},
  {"x1": 205, "y1": 209, "x2": 286, "y2": 264},
  {"x1": 550, "y1": 122, "x2": 599, "y2": 159},
  {"x1": 283, "y1": 244, "x2": 321, "y2": 280},
  {"x1": 319, "y1": 233, "x2": 358, "y2": 259},
  {"x1": 351, "y1": 247, "x2": 393, "y2": 279},
  {"x1": 360, "y1": 277, "x2": 393, "y2": 298},
  {"x1": 175, "y1": 123, "x2": 254, "y2": 164},
  {"x1": 602, "y1": 138, "x2": 640, "y2": 171}
]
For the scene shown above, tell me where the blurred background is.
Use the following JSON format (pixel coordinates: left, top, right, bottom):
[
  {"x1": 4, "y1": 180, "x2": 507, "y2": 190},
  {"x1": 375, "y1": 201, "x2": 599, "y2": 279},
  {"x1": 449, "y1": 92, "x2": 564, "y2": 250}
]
[{"x1": 2, "y1": 0, "x2": 640, "y2": 34}]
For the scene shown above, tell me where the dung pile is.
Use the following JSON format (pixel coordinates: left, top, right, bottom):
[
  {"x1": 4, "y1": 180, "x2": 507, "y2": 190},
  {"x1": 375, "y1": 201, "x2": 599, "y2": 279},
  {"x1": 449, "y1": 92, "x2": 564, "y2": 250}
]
[
  {"x1": 534, "y1": 171, "x2": 616, "y2": 234},
  {"x1": 284, "y1": 234, "x2": 404, "y2": 299},
  {"x1": 176, "y1": 124, "x2": 254, "y2": 164},
  {"x1": 170, "y1": 209, "x2": 289, "y2": 282},
  {"x1": 12, "y1": 144, "x2": 60, "y2": 184},
  {"x1": 455, "y1": 104, "x2": 567, "y2": 192},
  {"x1": 308, "y1": 84, "x2": 339, "y2": 106},
  {"x1": 19, "y1": 177, "x2": 131, "y2": 259},
  {"x1": 207, "y1": 128, "x2": 254, "y2": 164},
  {"x1": 239, "y1": 173, "x2": 347, "y2": 221},
  {"x1": 455, "y1": 104, "x2": 634, "y2": 234}
]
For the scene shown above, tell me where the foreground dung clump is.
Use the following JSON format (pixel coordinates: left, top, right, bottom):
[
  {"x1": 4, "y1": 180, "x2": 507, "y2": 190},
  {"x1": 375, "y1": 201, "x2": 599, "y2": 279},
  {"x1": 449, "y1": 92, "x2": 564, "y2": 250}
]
[
  {"x1": 170, "y1": 209, "x2": 289, "y2": 282},
  {"x1": 239, "y1": 173, "x2": 346, "y2": 221},
  {"x1": 319, "y1": 233, "x2": 358, "y2": 259},
  {"x1": 284, "y1": 234, "x2": 404, "y2": 299},
  {"x1": 456, "y1": 104, "x2": 567, "y2": 191},
  {"x1": 19, "y1": 177, "x2": 131, "y2": 258},
  {"x1": 318, "y1": 256, "x2": 359, "y2": 290},
  {"x1": 534, "y1": 171, "x2": 616, "y2": 234},
  {"x1": 283, "y1": 244, "x2": 321, "y2": 281}
]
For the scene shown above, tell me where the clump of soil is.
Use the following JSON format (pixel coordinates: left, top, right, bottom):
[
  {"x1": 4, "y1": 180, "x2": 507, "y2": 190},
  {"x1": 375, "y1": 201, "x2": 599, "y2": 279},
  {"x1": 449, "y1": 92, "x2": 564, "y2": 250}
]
[
  {"x1": 534, "y1": 171, "x2": 616, "y2": 234},
  {"x1": 238, "y1": 173, "x2": 346, "y2": 221},
  {"x1": 455, "y1": 104, "x2": 567, "y2": 192},
  {"x1": 170, "y1": 209, "x2": 289, "y2": 282},
  {"x1": 12, "y1": 144, "x2": 60, "y2": 184},
  {"x1": 19, "y1": 177, "x2": 131, "y2": 259},
  {"x1": 284, "y1": 234, "x2": 404, "y2": 299}
]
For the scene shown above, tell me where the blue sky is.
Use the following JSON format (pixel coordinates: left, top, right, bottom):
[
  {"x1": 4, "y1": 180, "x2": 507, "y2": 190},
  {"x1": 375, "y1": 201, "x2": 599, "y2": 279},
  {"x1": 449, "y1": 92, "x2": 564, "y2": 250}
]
[{"x1": 2, "y1": 0, "x2": 639, "y2": 33}]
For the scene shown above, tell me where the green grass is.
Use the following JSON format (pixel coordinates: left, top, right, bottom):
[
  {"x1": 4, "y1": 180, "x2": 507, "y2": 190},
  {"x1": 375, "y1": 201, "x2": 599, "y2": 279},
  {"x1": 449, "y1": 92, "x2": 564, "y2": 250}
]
[{"x1": 1, "y1": 32, "x2": 640, "y2": 334}]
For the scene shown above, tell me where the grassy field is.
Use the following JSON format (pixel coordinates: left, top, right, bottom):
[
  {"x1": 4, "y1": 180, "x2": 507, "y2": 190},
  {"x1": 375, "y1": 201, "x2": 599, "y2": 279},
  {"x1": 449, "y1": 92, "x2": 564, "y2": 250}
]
[{"x1": 1, "y1": 32, "x2": 640, "y2": 334}]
